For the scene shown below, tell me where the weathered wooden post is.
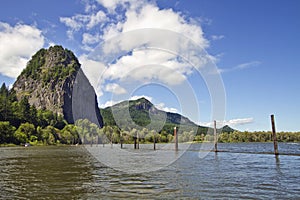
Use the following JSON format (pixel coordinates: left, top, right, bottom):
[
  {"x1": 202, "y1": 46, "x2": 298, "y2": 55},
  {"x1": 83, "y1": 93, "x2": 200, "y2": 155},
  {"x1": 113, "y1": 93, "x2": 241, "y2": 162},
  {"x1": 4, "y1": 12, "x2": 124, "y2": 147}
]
[
  {"x1": 271, "y1": 114, "x2": 279, "y2": 156},
  {"x1": 120, "y1": 132, "x2": 123, "y2": 149},
  {"x1": 153, "y1": 133, "x2": 156, "y2": 150},
  {"x1": 137, "y1": 132, "x2": 139, "y2": 149},
  {"x1": 214, "y1": 120, "x2": 218, "y2": 152},
  {"x1": 174, "y1": 127, "x2": 178, "y2": 151},
  {"x1": 134, "y1": 136, "x2": 137, "y2": 149}
]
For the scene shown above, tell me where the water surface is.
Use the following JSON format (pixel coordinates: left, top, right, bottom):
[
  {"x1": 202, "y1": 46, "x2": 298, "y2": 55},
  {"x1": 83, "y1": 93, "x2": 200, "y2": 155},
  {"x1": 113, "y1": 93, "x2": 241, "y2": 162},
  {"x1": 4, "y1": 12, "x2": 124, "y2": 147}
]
[{"x1": 0, "y1": 143, "x2": 299, "y2": 199}]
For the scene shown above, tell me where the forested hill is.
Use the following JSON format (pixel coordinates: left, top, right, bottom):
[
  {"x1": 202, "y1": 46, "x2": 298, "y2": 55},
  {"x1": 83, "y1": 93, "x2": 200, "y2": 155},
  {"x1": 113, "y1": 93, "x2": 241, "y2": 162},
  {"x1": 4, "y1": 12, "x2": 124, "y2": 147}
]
[
  {"x1": 100, "y1": 97, "x2": 231, "y2": 135},
  {"x1": 101, "y1": 97, "x2": 196, "y2": 127}
]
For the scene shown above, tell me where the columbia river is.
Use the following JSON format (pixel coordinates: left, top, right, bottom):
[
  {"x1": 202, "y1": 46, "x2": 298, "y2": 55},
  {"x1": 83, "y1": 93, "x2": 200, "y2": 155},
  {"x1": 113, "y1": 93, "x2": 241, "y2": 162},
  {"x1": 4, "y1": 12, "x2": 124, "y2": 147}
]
[{"x1": 1, "y1": 143, "x2": 299, "y2": 199}]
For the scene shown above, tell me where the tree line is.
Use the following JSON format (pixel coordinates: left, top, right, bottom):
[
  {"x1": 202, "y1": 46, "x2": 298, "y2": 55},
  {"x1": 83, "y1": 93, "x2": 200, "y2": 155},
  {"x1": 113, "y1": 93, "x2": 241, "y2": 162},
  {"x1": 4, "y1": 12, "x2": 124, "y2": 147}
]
[
  {"x1": 216, "y1": 131, "x2": 300, "y2": 143},
  {"x1": 1, "y1": 82, "x2": 299, "y2": 146}
]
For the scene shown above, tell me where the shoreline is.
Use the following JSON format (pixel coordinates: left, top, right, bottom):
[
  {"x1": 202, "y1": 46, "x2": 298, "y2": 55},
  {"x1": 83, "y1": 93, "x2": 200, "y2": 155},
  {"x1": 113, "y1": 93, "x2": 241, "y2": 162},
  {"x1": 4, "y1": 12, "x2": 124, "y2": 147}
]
[{"x1": 1, "y1": 141, "x2": 299, "y2": 148}]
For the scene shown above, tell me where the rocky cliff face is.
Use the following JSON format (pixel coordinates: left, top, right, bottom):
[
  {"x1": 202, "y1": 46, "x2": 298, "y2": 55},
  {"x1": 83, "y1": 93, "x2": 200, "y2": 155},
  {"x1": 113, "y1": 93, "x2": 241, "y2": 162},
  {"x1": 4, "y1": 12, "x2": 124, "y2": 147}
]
[{"x1": 13, "y1": 45, "x2": 103, "y2": 127}]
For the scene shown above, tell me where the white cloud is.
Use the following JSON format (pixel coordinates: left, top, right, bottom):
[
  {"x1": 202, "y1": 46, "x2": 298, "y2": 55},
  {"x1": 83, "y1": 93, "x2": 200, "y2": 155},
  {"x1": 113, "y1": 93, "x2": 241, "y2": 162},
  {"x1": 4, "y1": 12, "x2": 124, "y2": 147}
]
[
  {"x1": 218, "y1": 61, "x2": 261, "y2": 74},
  {"x1": 60, "y1": 11, "x2": 107, "y2": 39},
  {"x1": 61, "y1": 0, "x2": 213, "y2": 97},
  {"x1": 121, "y1": 4, "x2": 208, "y2": 47},
  {"x1": 226, "y1": 118, "x2": 254, "y2": 126},
  {"x1": 104, "y1": 83, "x2": 127, "y2": 94},
  {"x1": 99, "y1": 100, "x2": 122, "y2": 108},
  {"x1": 82, "y1": 32, "x2": 101, "y2": 45},
  {"x1": 155, "y1": 102, "x2": 178, "y2": 113},
  {"x1": 0, "y1": 22, "x2": 44, "y2": 78},
  {"x1": 200, "y1": 118, "x2": 254, "y2": 128},
  {"x1": 96, "y1": 0, "x2": 131, "y2": 12},
  {"x1": 103, "y1": 49, "x2": 188, "y2": 85},
  {"x1": 60, "y1": 15, "x2": 88, "y2": 30},
  {"x1": 87, "y1": 10, "x2": 107, "y2": 29},
  {"x1": 84, "y1": 1, "x2": 97, "y2": 13},
  {"x1": 98, "y1": 2, "x2": 209, "y2": 86},
  {"x1": 236, "y1": 61, "x2": 261, "y2": 69},
  {"x1": 211, "y1": 35, "x2": 225, "y2": 41},
  {"x1": 60, "y1": 15, "x2": 89, "y2": 39}
]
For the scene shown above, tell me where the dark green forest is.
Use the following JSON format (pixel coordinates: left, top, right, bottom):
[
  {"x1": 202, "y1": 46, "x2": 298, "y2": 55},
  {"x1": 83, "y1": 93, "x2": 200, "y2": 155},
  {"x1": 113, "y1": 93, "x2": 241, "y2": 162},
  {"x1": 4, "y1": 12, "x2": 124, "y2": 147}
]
[{"x1": 1, "y1": 82, "x2": 300, "y2": 146}]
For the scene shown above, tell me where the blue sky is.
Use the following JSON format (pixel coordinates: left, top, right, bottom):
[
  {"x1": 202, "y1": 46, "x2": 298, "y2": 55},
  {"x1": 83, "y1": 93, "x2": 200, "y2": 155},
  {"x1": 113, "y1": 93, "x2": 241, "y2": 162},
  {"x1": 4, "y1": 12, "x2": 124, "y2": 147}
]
[{"x1": 0, "y1": 0, "x2": 299, "y2": 132}]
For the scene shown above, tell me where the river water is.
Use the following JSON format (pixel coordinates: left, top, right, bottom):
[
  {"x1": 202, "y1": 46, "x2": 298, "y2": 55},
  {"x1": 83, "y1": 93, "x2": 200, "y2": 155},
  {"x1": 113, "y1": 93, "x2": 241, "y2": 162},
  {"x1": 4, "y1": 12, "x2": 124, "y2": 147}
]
[{"x1": 0, "y1": 143, "x2": 299, "y2": 199}]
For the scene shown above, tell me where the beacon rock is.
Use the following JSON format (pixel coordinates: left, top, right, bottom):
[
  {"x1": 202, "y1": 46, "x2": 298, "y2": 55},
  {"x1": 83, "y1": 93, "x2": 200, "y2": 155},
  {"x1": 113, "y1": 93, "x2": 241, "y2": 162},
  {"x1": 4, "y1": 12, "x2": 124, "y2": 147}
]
[{"x1": 13, "y1": 45, "x2": 103, "y2": 127}]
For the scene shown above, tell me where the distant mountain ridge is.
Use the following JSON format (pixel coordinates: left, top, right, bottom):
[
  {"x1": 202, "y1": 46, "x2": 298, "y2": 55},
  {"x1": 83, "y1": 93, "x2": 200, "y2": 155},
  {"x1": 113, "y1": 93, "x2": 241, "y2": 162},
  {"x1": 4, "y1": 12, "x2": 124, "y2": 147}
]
[
  {"x1": 100, "y1": 97, "x2": 234, "y2": 134},
  {"x1": 101, "y1": 97, "x2": 195, "y2": 126}
]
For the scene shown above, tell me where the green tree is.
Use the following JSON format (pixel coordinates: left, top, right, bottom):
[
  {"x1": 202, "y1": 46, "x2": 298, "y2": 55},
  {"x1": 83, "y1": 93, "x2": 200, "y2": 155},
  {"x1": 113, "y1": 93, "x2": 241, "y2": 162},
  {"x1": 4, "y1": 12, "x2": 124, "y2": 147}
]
[
  {"x1": 29, "y1": 105, "x2": 38, "y2": 126},
  {"x1": 112, "y1": 126, "x2": 121, "y2": 143},
  {"x1": 14, "y1": 122, "x2": 35, "y2": 144},
  {"x1": 19, "y1": 97, "x2": 31, "y2": 123},
  {"x1": 0, "y1": 83, "x2": 12, "y2": 122},
  {"x1": 0, "y1": 121, "x2": 16, "y2": 144},
  {"x1": 41, "y1": 125, "x2": 58, "y2": 145},
  {"x1": 37, "y1": 109, "x2": 55, "y2": 128},
  {"x1": 61, "y1": 124, "x2": 79, "y2": 144},
  {"x1": 103, "y1": 125, "x2": 114, "y2": 144},
  {"x1": 76, "y1": 119, "x2": 101, "y2": 144}
]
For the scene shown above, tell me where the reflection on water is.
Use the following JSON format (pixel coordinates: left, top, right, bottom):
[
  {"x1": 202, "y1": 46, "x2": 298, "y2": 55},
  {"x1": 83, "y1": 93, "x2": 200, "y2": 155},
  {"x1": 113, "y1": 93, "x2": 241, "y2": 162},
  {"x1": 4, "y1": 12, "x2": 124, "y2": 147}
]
[{"x1": 0, "y1": 143, "x2": 300, "y2": 199}]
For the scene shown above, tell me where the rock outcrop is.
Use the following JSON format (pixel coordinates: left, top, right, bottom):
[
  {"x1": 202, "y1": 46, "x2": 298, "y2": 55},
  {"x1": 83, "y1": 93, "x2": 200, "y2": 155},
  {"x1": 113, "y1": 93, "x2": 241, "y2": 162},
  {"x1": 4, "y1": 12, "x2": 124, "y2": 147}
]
[{"x1": 13, "y1": 45, "x2": 103, "y2": 127}]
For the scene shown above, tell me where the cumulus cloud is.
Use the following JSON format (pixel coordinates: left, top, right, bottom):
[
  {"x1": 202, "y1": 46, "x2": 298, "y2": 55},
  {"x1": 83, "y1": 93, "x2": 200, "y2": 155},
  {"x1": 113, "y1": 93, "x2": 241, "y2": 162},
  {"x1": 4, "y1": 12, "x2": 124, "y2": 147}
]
[
  {"x1": 102, "y1": 49, "x2": 188, "y2": 85},
  {"x1": 61, "y1": 0, "x2": 213, "y2": 98},
  {"x1": 0, "y1": 22, "x2": 44, "y2": 78},
  {"x1": 104, "y1": 83, "x2": 127, "y2": 94},
  {"x1": 87, "y1": 10, "x2": 107, "y2": 29},
  {"x1": 60, "y1": 11, "x2": 107, "y2": 39},
  {"x1": 99, "y1": 100, "x2": 122, "y2": 108},
  {"x1": 226, "y1": 118, "x2": 254, "y2": 126},
  {"x1": 96, "y1": 0, "x2": 122, "y2": 10},
  {"x1": 82, "y1": 32, "x2": 101, "y2": 45},
  {"x1": 120, "y1": 4, "x2": 208, "y2": 47},
  {"x1": 200, "y1": 118, "x2": 254, "y2": 128},
  {"x1": 155, "y1": 102, "x2": 178, "y2": 113}
]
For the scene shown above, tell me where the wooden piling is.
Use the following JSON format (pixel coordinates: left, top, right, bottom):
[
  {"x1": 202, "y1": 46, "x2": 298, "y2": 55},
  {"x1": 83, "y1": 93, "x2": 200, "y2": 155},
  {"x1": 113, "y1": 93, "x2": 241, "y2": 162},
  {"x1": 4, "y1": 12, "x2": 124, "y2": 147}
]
[
  {"x1": 271, "y1": 114, "x2": 279, "y2": 156},
  {"x1": 214, "y1": 120, "x2": 218, "y2": 152},
  {"x1": 134, "y1": 136, "x2": 137, "y2": 149},
  {"x1": 174, "y1": 127, "x2": 178, "y2": 151},
  {"x1": 120, "y1": 133, "x2": 123, "y2": 149},
  {"x1": 153, "y1": 136, "x2": 156, "y2": 150},
  {"x1": 137, "y1": 132, "x2": 139, "y2": 149}
]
